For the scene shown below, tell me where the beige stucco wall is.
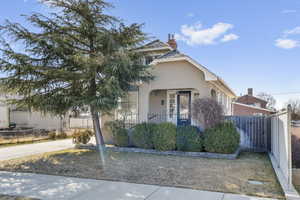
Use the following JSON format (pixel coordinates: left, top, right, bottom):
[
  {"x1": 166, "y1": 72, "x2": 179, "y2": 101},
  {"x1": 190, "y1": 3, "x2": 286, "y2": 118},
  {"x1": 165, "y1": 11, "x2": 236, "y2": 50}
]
[
  {"x1": 139, "y1": 60, "x2": 211, "y2": 122},
  {"x1": 149, "y1": 90, "x2": 167, "y2": 114}
]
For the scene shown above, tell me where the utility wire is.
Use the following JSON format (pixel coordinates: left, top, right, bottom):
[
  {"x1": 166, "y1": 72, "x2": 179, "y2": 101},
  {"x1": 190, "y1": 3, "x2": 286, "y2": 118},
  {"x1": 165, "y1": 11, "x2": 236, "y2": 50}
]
[{"x1": 269, "y1": 92, "x2": 300, "y2": 96}]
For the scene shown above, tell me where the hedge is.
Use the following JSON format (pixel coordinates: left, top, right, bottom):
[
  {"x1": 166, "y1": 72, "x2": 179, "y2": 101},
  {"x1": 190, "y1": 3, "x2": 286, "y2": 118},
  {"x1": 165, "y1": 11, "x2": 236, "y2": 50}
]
[
  {"x1": 107, "y1": 120, "x2": 129, "y2": 147},
  {"x1": 153, "y1": 122, "x2": 176, "y2": 151},
  {"x1": 176, "y1": 126, "x2": 203, "y2": 152},
  {"x1": 131, "y1": 122, "x2": 157, "y2": 149},
  {"x1": 204, "y1": 121, "x2": 240, "y2": 154}
]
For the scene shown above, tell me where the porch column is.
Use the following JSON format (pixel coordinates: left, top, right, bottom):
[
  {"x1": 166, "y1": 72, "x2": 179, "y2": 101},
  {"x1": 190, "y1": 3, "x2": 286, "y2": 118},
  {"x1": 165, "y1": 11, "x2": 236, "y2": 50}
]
[{"x1": 138, "y1": 87, "x2": 150, "y2": 123}]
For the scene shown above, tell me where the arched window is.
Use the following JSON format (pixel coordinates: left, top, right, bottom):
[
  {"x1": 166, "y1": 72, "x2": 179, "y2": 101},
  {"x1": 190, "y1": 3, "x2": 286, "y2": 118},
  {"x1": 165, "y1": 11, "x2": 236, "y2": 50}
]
[{"x1": 211, "y1": 89, "x2": 217, "y2": 101}]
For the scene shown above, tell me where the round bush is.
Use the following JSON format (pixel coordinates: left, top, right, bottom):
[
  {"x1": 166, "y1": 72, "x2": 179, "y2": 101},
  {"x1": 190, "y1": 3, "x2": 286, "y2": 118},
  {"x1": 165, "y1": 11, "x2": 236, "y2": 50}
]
[
  {"x1": 176, "y1": 126, "x2": 203, "y2": 152},
  {"x1": 72, "y1": 129, "x2": 94, "y2": 145},
  {"x1": 107, "y1": 120, "x2": 129, "y2": 147},
  {"x1": 113, "y1": 128, "x2": 129, "y2": 147},
  {"x1": 204, "y1": 122, "x2": 240, "y2": 154},
  {"x1": 132, "y1": 122, "x2": 157, "y2": 149},
  {"x1": 153, "y1": 122, "x2": 176, "y2": 151}
]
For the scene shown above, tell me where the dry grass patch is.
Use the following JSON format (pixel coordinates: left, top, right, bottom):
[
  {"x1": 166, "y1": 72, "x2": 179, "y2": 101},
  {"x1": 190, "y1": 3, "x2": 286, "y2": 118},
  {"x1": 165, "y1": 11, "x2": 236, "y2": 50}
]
[
  {"x1": 0, "y1": 194, "x2": 39, "y2": 200},
  {"x1": 0, "y1": 149, "x2": 284, "y2": 199}
]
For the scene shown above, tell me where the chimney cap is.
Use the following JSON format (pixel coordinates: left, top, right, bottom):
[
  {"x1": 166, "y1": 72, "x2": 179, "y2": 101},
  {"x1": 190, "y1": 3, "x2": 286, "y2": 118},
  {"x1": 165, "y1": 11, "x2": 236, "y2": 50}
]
[
  {"x1": 247, "y1": 88, "x2": 253, "y2": 96},
  {"x1": 167, "y1": 33, "x2": 177, "y2": 49}
]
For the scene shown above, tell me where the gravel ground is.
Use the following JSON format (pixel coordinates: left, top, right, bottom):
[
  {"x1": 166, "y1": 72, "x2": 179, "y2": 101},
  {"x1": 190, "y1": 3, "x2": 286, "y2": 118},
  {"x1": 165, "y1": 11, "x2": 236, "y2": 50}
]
[{"x1": 0, "y1": 149, "x2": 284, "y2": 199}]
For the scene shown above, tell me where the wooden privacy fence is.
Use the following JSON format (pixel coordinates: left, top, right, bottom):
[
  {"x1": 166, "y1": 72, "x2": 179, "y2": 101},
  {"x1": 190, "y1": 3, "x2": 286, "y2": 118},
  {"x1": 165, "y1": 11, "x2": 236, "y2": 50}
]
[{"x1": 225, "y1": 116, "x2": 268, "y2": 152}]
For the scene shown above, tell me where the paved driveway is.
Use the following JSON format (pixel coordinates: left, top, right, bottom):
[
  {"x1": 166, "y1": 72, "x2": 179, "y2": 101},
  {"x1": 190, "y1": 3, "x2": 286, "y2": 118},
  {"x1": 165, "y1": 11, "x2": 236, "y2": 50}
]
[
  {"x1": 0, "y1": 139, "x2": 74, "y2": 161},
  {"x1": 0, "y1": 171, "x2": 277, "y2": 200}
]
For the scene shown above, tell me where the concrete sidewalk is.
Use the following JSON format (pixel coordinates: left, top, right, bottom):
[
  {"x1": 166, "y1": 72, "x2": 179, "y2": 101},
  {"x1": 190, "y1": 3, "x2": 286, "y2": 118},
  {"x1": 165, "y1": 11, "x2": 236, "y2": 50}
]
[
  {"x1": 0, "y1": 139, "x2": 74, "y2": 161},
  {"x1": 0, "y1": 171, "x2": 277, "y2": 200}
]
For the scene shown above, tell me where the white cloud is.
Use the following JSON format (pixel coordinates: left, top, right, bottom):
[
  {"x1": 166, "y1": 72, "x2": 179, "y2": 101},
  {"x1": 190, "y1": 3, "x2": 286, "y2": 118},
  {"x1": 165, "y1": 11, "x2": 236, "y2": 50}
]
[
  {"x1": 186, "y1": 13, "x2": 195, "y2": 18},
  {"x1": 283, "y1": 26, "x2": 300, "y2": 36},
  {"x1": 281, "y1": 10, "x2": 297, "y2": 14},
  {"x1": 275, "y1": 39, "x2": 299, "y2": 49},
  {"x1": 275, "y1": 26, "x2": 300, "y2": 49},
  {"x1": 175, "y1": 22, "x2": 238, "y2": 46},
  {"x1": 221, "y1": 34, "x2": 239, "y2": 42}
]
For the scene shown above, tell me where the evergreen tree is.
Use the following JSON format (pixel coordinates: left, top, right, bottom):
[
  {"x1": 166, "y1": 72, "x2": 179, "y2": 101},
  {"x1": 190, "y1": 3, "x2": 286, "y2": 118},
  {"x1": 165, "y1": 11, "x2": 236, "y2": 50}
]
[{"x1": 0, "y1": 0, "x2": 152, "y2": 150}]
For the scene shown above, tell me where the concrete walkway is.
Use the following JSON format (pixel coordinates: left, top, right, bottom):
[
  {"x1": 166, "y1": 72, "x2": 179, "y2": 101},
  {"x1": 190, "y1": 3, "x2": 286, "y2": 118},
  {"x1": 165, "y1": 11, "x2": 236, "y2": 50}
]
[
  {"x1": 0, "y1": 171, "x2": 277, "y2": 200},
  {"x1": 0, "y1": 139, "x2": 74, "y2": 161}
]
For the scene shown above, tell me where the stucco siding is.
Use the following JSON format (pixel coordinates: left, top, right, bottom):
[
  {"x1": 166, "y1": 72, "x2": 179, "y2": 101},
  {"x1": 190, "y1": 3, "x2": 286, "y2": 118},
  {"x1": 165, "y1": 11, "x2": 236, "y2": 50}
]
[
  {"x1": 149, "y1": 90, "x2": 167, "y2": 114},
  {"x1": 139, "y1": 60, "x2": 211, "y2": 121}
]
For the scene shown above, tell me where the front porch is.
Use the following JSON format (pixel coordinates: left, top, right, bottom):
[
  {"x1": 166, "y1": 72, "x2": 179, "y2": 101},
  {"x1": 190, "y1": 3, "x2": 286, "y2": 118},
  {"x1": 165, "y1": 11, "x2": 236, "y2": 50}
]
[
  {"x1": 147, "y1": 89, "x2": 200, "y2": 126},
  {"x1": 115, "y1": 86, "x2": 230, "y2": 129}
]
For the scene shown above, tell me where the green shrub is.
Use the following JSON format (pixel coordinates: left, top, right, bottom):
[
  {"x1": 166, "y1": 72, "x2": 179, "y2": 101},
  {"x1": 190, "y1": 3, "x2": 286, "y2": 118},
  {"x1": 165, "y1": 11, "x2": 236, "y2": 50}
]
[
  {"x1": 56, "y1": 131, "x2": 68, "y2": 139},
  {"x1": 176, "y1": 126, "x2": 203, "y2": 152},
  {"x1": 72, "y1": 129, "x2": 94, "y2": 145},
  {"x1": 106, "y1": 120, "x2": 129, "y2": 147},
  {"x1": 153, "y1": 122, "x2": 176, "y2": 151},
  {"x1": 132, "y1": 123, "x2": 157, "y2": 149},
  {"x1": 204, "y1": 121, "x2": 240, "y2": 154},
  {"x1": 48, "y1": 131, "x2": 56, "y2": 140}
]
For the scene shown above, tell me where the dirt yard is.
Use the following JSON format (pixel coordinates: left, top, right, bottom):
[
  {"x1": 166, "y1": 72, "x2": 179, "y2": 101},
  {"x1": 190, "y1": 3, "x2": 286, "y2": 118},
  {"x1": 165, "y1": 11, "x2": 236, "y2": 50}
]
[{"x1": 0, "y1": 149, "x2": 284, "y2": 199}]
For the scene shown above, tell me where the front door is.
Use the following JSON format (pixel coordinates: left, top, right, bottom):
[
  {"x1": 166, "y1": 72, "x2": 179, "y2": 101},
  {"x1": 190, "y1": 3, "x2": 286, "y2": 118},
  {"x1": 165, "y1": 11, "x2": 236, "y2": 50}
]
[{"x1": 177, "y1": 91, "x2": 191, "y2": 126}]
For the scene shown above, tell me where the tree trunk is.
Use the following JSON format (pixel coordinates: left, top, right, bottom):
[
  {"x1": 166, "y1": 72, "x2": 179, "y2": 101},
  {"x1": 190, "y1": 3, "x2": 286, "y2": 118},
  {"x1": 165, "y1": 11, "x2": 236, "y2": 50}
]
[
  {"x1": 90, "y1": 105, "x2": 106, "y2": 166},
  {"x1": 90, "y1": 105, "x2": 105, "y2": 147}
]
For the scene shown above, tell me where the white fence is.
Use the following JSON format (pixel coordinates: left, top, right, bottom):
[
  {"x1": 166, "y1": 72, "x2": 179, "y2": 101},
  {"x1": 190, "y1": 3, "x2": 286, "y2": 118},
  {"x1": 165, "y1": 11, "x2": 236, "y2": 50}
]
[
  {"x1": 268, "y1": 107, "x2": 300, "y2": 199},
  {"x1": 69, "y1": 117, "x2": 93, "y2": 129},
  {"x1": 11, "y1": 111, "x2": 63, "y2": 130}
]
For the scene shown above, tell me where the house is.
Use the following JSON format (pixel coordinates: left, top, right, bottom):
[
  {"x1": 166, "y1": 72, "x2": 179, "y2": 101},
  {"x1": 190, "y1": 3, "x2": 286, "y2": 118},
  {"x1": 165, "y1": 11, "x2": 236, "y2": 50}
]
[
  {"x1": 101, "y1": 35, "x2": 236, "y2": 142},
  {"x1": 0, "y1": 93, "x2": 65, "y2": 130},
  {"x1": 232, "y1": 88, "x2": 275, "y2": 116}
]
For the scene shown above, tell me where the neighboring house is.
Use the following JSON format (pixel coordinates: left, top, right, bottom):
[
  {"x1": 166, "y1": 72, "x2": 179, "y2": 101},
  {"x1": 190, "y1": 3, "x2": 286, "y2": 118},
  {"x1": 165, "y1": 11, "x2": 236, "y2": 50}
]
[
  {"x1": 101, "y1": 34, "x2": 236, "y2": 142},
  {"x1": 0, "y1": 94, "x2": 66, "y2": 130},
  {"x1": 232, "y1": 88, "x2": 275, "y2": 116}
]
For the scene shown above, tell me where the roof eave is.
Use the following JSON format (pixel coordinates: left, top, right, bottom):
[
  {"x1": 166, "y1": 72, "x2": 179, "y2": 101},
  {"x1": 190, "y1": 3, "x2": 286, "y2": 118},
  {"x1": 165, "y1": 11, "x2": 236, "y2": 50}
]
[{"x1": 135, "y1": 46, "x2": 173, "y2": 53}]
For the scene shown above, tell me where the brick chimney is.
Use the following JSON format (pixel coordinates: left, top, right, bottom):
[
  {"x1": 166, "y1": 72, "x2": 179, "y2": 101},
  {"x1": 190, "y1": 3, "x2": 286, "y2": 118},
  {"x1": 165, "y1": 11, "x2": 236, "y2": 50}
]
[
  {"x1": 248, "y1": 88, "x2": 253, "y2": 96},
  {"x1": 167, "y1": 34, "x2": 177, "y2": 50}
]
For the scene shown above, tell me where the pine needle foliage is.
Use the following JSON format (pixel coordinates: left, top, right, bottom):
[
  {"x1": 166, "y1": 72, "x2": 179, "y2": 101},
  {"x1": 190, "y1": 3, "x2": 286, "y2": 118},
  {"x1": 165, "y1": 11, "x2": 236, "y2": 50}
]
[{"x1": 0, "y1": 0, "x2": 153, "y2": 146}]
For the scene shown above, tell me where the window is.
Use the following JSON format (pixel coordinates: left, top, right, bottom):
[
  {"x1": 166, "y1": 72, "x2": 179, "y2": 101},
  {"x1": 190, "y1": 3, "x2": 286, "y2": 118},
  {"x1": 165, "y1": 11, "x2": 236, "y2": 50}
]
[
  {"x1": 227, "y1": 97, "x2": 232, "y2": 114},
  {"x1": 194, "y1": 92, "x2": 200, "y2": 99},
  {"x1": 219, "y1": 93, "x2": 224, "y2": 105},
  {"x1": 211, "y1": 89, "x2": 217, "y2": 101},
  {"x1": 169, "y1": 93, "x2": 176, "y2": 118},
  {"x1": 145, "y1": 56, "x2": 153, "y2": 65},
  {"x1": 224, "y1": 95, "x2": 228, "y2": 109},
  {"x1": 116, "y1": 92, "x2": 138, "y2": 122}
]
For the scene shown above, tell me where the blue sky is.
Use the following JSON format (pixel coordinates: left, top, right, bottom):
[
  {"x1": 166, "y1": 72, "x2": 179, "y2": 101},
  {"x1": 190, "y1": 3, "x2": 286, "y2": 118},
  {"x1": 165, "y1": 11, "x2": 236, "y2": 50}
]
[{"x1": 1, "y1": 0, "x2": 300, "y2": 108}]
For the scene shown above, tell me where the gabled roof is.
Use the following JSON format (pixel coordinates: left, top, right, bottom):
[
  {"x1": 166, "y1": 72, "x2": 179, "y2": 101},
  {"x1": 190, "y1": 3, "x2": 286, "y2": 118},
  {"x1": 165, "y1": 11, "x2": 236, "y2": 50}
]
[
  {"x1": 151, "y1": 50, "x2": 236, "y2": 97},
  {"x1": 233, "y1": 102, "x2": 275, "y2": 113},
  {"x1": 156, "y1": 49, "x2": 184, "y2": 59},
  {"x1": 237, "y1": 95, "x2": 268, "y2": 104},
  {"x1": 135, "y1": 40, "x2": 173, "y2": 52}
]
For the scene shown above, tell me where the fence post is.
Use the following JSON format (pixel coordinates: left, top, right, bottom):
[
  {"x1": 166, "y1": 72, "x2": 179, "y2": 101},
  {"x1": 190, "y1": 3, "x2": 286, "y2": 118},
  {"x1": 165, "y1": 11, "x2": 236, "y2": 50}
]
[
  {"x1": 287, "y1": 104, "x2": 293, "y2": 189},
  {"x1": 277, "y1": 116, "x2": 279, "y2": 168}
]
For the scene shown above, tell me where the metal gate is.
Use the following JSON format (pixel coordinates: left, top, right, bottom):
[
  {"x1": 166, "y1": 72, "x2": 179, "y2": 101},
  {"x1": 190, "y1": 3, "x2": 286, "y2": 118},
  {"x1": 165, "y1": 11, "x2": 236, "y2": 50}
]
[{"x1": 226, "y1": 116, "x2": 269, "y2": 152}]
